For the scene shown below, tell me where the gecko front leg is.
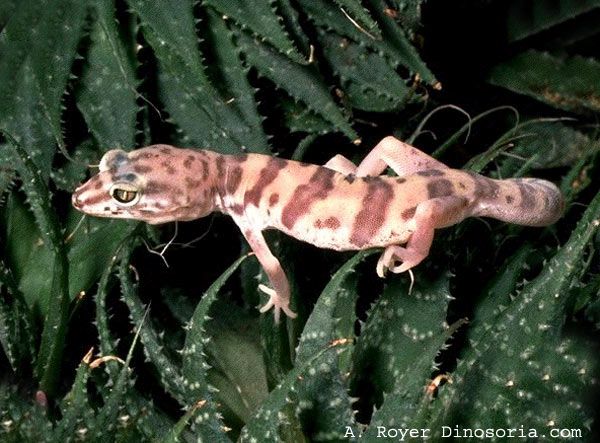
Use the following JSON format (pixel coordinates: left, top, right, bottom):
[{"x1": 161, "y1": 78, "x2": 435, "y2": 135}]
[{"x1": 242, "y1": 228, "x2": 297, "y2": 322}]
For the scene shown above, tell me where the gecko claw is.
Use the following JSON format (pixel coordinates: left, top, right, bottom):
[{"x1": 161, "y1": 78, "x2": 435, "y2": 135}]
[
  {"x1": 258, "y1": 284, "x2": 297, "y2": 323},
  {"x1": 376, "y1": 246, "x2": 422, "y2": 278}
]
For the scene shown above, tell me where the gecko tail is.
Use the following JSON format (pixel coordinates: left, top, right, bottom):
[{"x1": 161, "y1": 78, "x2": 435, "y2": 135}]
[{"x1": 474, "y1": 177, "x2": 565, "y2": 227}]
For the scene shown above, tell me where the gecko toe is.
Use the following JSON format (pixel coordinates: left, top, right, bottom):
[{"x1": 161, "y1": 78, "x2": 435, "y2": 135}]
[{"x1": 257, "y1": 284, "x2": 296, "y2": 322}]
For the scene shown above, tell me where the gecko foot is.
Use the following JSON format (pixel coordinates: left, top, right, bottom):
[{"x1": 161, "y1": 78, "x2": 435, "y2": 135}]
[
  {"x1": 376, "y1": 245, "x2": 426, "y2": 278},
  {"x1": 258, "y1": 284, "x2": 297, "y2": 323}
]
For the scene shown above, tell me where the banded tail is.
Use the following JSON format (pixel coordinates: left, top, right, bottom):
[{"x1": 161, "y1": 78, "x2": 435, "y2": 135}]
[{"x1": 473, "y1": 176, "x2": 564, "y2": 227}]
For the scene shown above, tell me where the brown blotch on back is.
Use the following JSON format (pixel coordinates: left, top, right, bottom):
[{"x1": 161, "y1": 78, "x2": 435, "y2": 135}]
[
  {"x1": 161, "y1": 161, "x2": 176, "y2": 175},
  {"x1": 159, "y1": 147, "x2": 172, "y2": 155},
  {"x1": 134, "y1": 152, "x2": 153, "y2": 160},
  {"x1": 402, "y1": 206, "x2": 416, "y2": 220},
  {"x1": 144, "y1": 181, "x2": 172, "y2": 195},
  {"x1": 350, "y1": 178, "x2": 394, "y2": 247},
  {"x1": 314, "y1": 217, "x2": 340, "y2": 229},
  {"x1": 185, "y1": 177, "x2": 203, "y2": 189},
  {"x1": 281, "y1": 167, "x2": 336, "y2": 229},
  {"x1": 344, "y1": 174, "x2": 356, "y2": 184},
  {"x1": 427, "y1": 179, "x2": 454, "y2": 199},
  {"x1": 468, "y1": 173, "x2": 500, "y2": 200},
  {"x1": 201, "y1": 160, "x2": 209, "y2": 180},
  {"x1": 269, "y1": 193, "x2": 279, "y2": 206},
  {"x1": 506, "y1": 195, "x2": 514, "y2": 204},
  {"x1": 225, "y1": 166, "x2": 243, "y2": 194},
  {"x1": 230, "y1": 203, "x2": 244, "y2": 215},
  {"x1": 216, "y1": 156, "x2": 226, "y2": 178},
  {"x1": 183, "y1": 155, "x2": 195, "y2": 169},
  {"x1": 458, "y1": 181, "x2": 467, "y2": 190},
  {"x1": 417, "y1": 169, "x2": 445, "y2": 177},
  {"x1": 396, "y1": 177, "x2": 407, "y2": 184},
  {"x1": 133, "y1": 164, "x2": 153, "y2": 174},
  {"x1": 234, "y1": 153, "x2": 248, "y2": 163},
  {"x1": 244, "y1": 157, "x2": 288, "y2": 207}
]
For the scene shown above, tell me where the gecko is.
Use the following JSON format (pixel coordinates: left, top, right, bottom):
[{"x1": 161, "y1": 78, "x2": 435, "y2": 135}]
[{"x1": 72, "y1": 136, "x2": 564, "y2": 322}]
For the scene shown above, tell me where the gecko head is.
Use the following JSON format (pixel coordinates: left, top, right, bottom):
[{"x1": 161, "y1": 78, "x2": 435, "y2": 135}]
[{"x1": 72, "y1": 146, "x2": 202, "y2": 224}]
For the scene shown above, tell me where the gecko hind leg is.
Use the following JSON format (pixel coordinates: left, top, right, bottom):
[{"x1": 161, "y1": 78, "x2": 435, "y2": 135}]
[
  {"x1": 357, "y1": 136, "x2": 448, "y2": 177},
  {"x1": 377, "y1": 196, "x2": 470, "y2": 277}
]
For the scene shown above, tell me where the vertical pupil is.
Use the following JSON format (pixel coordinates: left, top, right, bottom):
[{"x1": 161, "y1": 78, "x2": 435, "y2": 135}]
[{"x1": 114, "y1": 189, "x2": 136, "y2": 203}]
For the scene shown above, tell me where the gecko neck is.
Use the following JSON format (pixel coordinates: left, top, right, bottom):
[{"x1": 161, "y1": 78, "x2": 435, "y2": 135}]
[{"x1": 192, "y1": 150, "x2": 248, "y2": 217}]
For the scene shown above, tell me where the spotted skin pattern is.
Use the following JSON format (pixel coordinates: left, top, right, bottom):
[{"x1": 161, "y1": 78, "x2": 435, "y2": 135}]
[{"x1": 72, "y1": 137, "x2": 565, "y2": 322}]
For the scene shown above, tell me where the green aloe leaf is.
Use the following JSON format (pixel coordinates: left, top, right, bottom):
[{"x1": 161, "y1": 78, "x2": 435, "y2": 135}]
[
  {"x1": 497, "y1": 122, "x2": 598, "y2": 177},
  {"x1": 279, "y1": 97, "x2": 332, "y2": 135},
  {"x1": 319, "y1": 31, "x2": 411, "y2": 112},
  {"x1": 89, "y1": 306, "x2": 145, "y2": 441},
  {"x1": 204, "y1": 10, "x2": 270, "y2": 152},
  {"x1": 52, "y1": 352, "x2": 94, "y2": 442},
  {"x1": 3, "y1": 193, "x2": 55, "y2": 312},
  {"x1": 237, "y1": 32, "x2": 358, "y2": 142},
  {"x1": 181, "y1": 254, "x2": 250, "y2": 441},
  {"x1": 94, "y1": 240, "x2": 179, "y2": 441},
  {"x1": 333, "y1": 0, "x2": 381, "y2": 38},
  {"x1": 4, "y1": 134, "x2": 69, "y2": 398},
  {"x1": 0, "y1": 0, "x2": 88, "y2": 176},
  {"x1": 489, "y1": 50, "x2": 600, "y2": 114},
  {"x1": 0, "y1": 1, "x2": 17, "y2": 27},
  {"x1": 469, "y1": 244, "x2": 534, "y2": 328},
  {"x1": 507, "y1": 0, "x2": 600, "y2": 42},
  {"x1": 294, "y1": 251, "x2": 375, "y2": 440},
  {"x1": 4, "y1": 192, "x2": 135, "y2": 311},
  {"x1": 425, "y1": 189, "x2": 600, "y2": 438},
  {"x1": 0, "y1": 144, "x2": 14, "y2": 198},
  {"x1": 298, "y1": 0, "x2": 436, "y2": 85},
  {"x1": 388, "y1": 0, "x2": 424, "y2": 34},
  {"x1": 76, "y1": 0, "x2": 138, "y2": 149},
  {"x1": 204, "y1": 305, "x2": 268, "y2": 428},
  {"x1": 117, "y1": 237, "x2": 188, "y2": 405},
  {"x1": 351, "y1": 273, "x2": 456, "y2": 429},
  {"x1": 0, "y1": 259, "x2": 36, "y2": 371},
  {"x1": 240, "y1": 340, "x2": 352, "y2": 442},
  {"x1": 205, "y1": 0, "x2": 305, "y2": 63},
  {"x1": 128, "y1": 0, "x2": 269, "y2": 153}
]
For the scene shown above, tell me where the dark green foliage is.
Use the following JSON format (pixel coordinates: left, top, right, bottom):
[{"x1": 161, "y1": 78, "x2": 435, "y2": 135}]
[
  {"x1": 1, "y1": 1, "x2": 600, "y2": 441},
  {"x1": 489, "y1": 51, "x2": 600, "y2": 114},
  {"x1": 506, "y1": 0, "x2": 600, "y2": 42}
]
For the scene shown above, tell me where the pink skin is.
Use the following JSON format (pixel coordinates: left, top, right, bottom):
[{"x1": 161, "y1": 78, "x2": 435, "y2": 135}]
[{"x1": 72, "y1": 138, "x2": 564, "y2": 321}]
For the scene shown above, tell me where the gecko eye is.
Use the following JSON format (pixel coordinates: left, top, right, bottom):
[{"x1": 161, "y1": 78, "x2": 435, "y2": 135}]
[{"x1": 109, "y1": 183, "x2": 141, "y2": 206}]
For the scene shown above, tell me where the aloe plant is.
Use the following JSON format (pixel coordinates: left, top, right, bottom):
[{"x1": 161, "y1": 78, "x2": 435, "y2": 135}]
[{"x1": 1, "y1": 1, "x2": 599, "y2": 441}]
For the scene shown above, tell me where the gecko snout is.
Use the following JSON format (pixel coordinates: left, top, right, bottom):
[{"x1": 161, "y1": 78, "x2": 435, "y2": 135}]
[{"x1": 72, "y1": 192, "x2": 82, "y2": 209}]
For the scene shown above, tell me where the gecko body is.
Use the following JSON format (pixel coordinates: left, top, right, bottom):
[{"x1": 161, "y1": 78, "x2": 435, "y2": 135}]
[{"x1": 72, "y1": 137, "x2": 564, "y2": 321}]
